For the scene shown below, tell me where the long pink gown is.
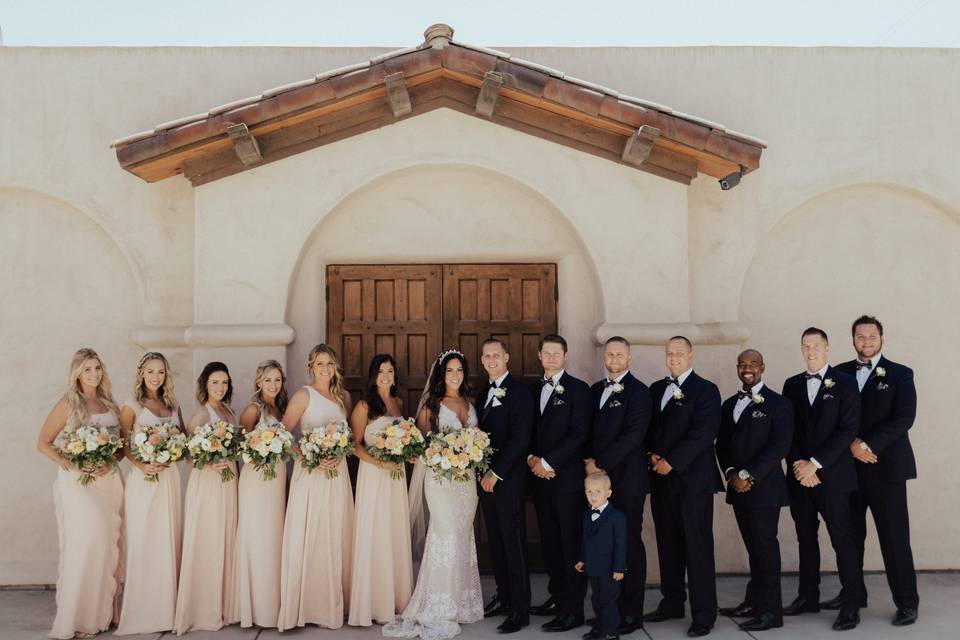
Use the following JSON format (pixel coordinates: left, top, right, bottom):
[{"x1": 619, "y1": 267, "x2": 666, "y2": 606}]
[
  {"x1": 277, "y1": 386, "x2": 355, "y2": 630},
  {"x1": 172, "y1": 404, "x2": 239, "y2": 635},
  {"x1": 233, "y1": 410, "x2": 287, "y2": 628},
  {"x1": 348, "y1": 415, "x2": 413, "y2": 626},
  {"x1": 50, "y1": 410, "x2": 124, "y2": 640},
  {"x1": 115, "y1": 400, "x2": 183, "y2": 635}
]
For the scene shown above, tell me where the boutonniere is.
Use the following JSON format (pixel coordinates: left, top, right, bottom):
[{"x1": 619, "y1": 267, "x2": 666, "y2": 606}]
[
  {"x1": 751, "y1": 393, "x2": 764, "y2": 404},
  {"x1": 823, "y1": 378, "x2": 835, "y2": 389},
  {"x1": 877, "y1": 382, "x2": 890, "y2": 391},
  {"x1": 553, "y1": 384, "x2": 565, "y2": 395},
  {"x1": 875, "y1": 367, "x2": 886, "y2": 378},
  {"x1": 493, "y1": 387, "x2": 507, "y2": 399},
  {"x1": 612, "y1": 383, "x2": 624, "y2": 394},
  {"x1": 751, "y1": 410, "x2": 766, "y2": 419},
  {"x1": 672, "y1": 388, "x2": 684, "y2": 401}
]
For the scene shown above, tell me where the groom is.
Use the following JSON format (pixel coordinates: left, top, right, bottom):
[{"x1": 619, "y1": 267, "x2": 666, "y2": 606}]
[{"x1": 477, "y1": 337, "x2": 535, "y2": 634}]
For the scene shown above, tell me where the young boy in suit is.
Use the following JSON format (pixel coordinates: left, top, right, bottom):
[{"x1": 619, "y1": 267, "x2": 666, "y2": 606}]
[{"x1": 577, "y1": 472, "x2": 627, "y2": 640}]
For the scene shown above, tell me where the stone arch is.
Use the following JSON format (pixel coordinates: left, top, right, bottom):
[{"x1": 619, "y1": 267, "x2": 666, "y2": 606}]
[
  {"x1": 284, "y1": 162, "x2": 605, "y2": 388},
  {"x1": 0, "y1": 185, "x2": 141, "y2": 584},
  {"x1": 738, "y1": 182, "x2": 957, "y2": 571}
]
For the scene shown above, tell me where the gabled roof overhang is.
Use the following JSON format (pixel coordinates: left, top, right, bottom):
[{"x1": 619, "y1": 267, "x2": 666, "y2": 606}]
[{"x1": 112, "y1": 24, "x2": 766, "y2": 187}]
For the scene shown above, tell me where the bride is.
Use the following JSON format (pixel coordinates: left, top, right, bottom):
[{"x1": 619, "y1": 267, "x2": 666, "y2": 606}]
[{"x1": 383, "y1": 350, "x2": 484, "y2": 640}]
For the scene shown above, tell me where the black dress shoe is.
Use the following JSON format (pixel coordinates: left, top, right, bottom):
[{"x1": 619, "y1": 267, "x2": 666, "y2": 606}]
[
  {"x1": 686, "y1": 623, "x2": 711, "y2": 637},
  {"x1": 642, "y1": 609, "x2": 684, "y2": 623},
  {"x1": 820, "y1": 595, "x2": 843, "y2": 610},
  {"x1": 832, "y1": 609, "x2": 860, "y2": 631},
  {"x1": 530, "y1": 597, "x2": 560, "y2": 616},
  {"x1": 542, "y1": 614, "x2": 584, "y2": 632},
  {"x1": 618, "y1": 617, "x2": 641, "y2": 635},
  {"x1": 484, "y1": 598, "x2": 511, "y2": 618},
  {"x1": 497, "y1": 613, "x2": 529, "y2": 634},
  {"x1": 738, "y1": 613, "x2": 783, "y2": 632},
  {"x1": 718, "y1": 602, "x2": 757, "y2": 618},
  {"x1": 783, "y1": 596, "x2": 820, "y2": 616},
  {"x1": 892, "y1": 607, "x2": 918, "y2": 626},
  {"x1": 582, "y1": 630, "x2": 602, "y2": 640}
]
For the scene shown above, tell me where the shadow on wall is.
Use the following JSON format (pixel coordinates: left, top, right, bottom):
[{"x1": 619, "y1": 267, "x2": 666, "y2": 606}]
[
  {"x1": 739, "y1": 182, "x2": 960, "y2": 571},
  {"x1": 0, "y1": 187, "x2": 141, "y2": 584},
  {"x1": 284, "y1": 163, "x2": 605, "y2": 390}
]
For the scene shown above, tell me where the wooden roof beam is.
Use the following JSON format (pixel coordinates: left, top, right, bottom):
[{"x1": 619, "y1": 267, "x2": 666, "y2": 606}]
[
  {"x1": 225, "y1": 123, "x2": 262, "y2": 166},
  {"x1": 475, "y1": 71, "x2": 503, "y2": 117},
  {"x1": 621, "y1": 125, "x2": 660, "y2": 166},
  {"x1": 385, "y1": 72, "x2": 413, "y2": 117}
]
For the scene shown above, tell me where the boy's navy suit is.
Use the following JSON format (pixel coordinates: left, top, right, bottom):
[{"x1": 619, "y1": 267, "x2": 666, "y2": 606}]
[{"x1": 581, "y1": 504, "x2": 628, "y2": 637}]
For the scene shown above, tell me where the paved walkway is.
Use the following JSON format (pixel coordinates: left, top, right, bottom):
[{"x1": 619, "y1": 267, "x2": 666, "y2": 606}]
[{"x1": 3, "y1": 573, "x2": 956, "y2": 640}]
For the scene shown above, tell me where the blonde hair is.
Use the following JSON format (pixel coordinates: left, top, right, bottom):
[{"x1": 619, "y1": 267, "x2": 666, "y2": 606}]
[
  {"x1": 63, "y1": 348, "x2": 119, "y2": 428},
  {"x1": 307, "y1": 344, "x2": 348, "y2": 411},
  {"x1": 585, "y1": 471, "x2": 612, "y2": 491},
  {"x1": 133, "y1": 352, "x2": 178, "y2": 411},
  {"x1": 251, "y1": 359, "x2": 289, "y2": 418}
]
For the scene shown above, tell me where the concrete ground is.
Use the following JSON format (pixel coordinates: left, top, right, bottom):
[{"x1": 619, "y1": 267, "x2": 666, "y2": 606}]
[{"x1": 2, "y1": 573, "x2": 956, "y2": 640}]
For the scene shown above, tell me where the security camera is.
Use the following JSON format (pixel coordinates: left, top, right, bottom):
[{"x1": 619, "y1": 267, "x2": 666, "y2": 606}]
[{"x1": 719, "y1": 168, "x2": 743, "y2": 190}]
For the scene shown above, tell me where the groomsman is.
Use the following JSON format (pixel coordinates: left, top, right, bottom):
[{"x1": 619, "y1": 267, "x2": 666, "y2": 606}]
[
  {"x1": 781, "y1": 327, "x2": 864, "y2": 631},
  {"x1": 477, "y1": 338, "x2": 535, "y2": 634},
  {"x1": 584, "y1": 336, "x2": 652, "y2": 635},
  {"x1": 715, "y1": 349, "x2": 793, "y2": 632},
  {"x1": 526, "y1": 335, "x2": 591, "y2": 632},
  {"x1": 645, "y1": 336, "x2": 722, "y2": 638},
  {"x1": 821, "y1": 316, "x2": 919, "y2": 626}
]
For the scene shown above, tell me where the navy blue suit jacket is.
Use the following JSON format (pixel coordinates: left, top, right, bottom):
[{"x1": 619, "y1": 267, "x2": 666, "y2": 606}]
[
  {"x1": 782, "y1": 366, "x2": 860, "y2": 493},
  {"x1": 475, "y1": 372, "x2": 535, "y2": 484},
  {"x1": 648, "y1": 371, "x2": 723, "y2": 494},
  {"x1": 587, "y1": 372, "x2": 652, "y2": 497},
  {"x1": 529, "y1": 371, "x2": 591, "y2": 494},
  {"x1": 835, "y1": 356, "x2": 917, "y2": 483},
  {"x1": 716, "y1": 385, "x2": 793, "y2": 508},
  {"x1": 580, "y1": 504, "x2": 627, "y2": 577}
]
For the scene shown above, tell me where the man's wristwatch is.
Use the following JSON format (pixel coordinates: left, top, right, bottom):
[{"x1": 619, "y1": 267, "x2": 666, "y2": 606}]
[
  {"x1": 859, "y1": 441, "x2": 872, "y2": 452},
  {"x1": 738, "y1": 469, "x2": 753, "y2": 482}
]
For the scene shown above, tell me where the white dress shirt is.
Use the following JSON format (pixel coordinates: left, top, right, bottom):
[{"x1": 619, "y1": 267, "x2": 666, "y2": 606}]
[
  {"x1": 590, "y1": 501, "x2": 609, "y2": 521},
  {"x1": 856, "y1": 353, "x2": 881, "y2": 392},
  {"x1": 485, "y1": 371, "x2": 510, "y2": 408},
  {"x1": 733, "y1": 381, "x2": 765, "y2": 423},
  {"x1": 599, "y1": 370, "x2": 630, "y2": 409},
  {"x1": 540, "y1": 370, "x2": 564, "y2": 414},
  {"x1": 660, "y1": 367, "x2": 693, "y2": 411},
  {"x1": 806, "y1": 364, "x2": 829, "y2": 406}
]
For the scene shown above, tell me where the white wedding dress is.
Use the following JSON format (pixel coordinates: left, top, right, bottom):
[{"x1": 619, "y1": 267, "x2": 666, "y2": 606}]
[{"x1": 383, "y1": 403, "x2": 484, "y2": 640}]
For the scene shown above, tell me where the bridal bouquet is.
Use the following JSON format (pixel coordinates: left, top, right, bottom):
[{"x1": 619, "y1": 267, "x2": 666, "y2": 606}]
[
  {"x1": 186, "y1": 420, "x2": 239, "y2": 482},
  {"x1": 424, "y1": 426, "x2": 494, "y2": 483},
  {"x1": 240, "y1": 424, "x2": 294, "y2": 480},
  {"x1": 368, "y1": 417, "x2": 426, "y2": 480},
  {"x1": 130, "y1": 421, "x2": 187, "y2": 482},
  {"x1": 55, "y1": 424, "x2": 123, "y2": 485},
  {"x1": 299, "y1": 419, "x2": 354, "y2": 479}
]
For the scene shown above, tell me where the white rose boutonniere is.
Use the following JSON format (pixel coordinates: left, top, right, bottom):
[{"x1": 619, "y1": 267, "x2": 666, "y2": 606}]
[
  {"x1": 751, "y1": 393, "x2": 765, "y2": 404},
  {"x1": 553, "y1": 384, "x2": 565, "y2": 395},
  {"x1": 493, "y1": 387, "x2": 507, "y2": 399},
  {"x1": 875, "y1": 367, "x2": 886, "y2": 378},
  {"x1": 823, "y1": 378, "x2": 835, "y2": 389},
  {"x1": 672, "y1": 387, "x2": 684, "y2": 401},
  {"x1": 612, "y1": 383, "x2": 624, "y2": 394}
]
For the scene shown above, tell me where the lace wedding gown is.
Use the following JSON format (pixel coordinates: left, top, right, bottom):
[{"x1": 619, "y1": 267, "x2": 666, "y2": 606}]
[{"x1": 383, "y1": 403, "x2": 484, "y2": 640}]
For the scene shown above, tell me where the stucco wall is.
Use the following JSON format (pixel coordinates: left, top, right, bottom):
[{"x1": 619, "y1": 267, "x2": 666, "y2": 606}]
[{"x1": 1, "y1": 44, "x2": 957, "y2": 584}]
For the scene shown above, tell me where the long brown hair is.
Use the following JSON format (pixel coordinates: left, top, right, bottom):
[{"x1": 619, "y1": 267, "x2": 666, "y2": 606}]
[
  {"x1": 307, "y1": 344, "x2": 348, "y2": 411},
  {"x1": 196, "y1": 361, "x2": 233, "y2": 406},
  {"x1": 133, "y1": 351, "x2": 178, "y2": 411},
  {"x1": 63, "y1": 348, "x2": 119, "y2": 428}
]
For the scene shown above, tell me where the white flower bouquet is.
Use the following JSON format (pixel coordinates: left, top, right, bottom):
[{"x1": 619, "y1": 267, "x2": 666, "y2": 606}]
[
  {"x1": 299, "y1": 419, "x2": 354, "y2": 479},
  {"x1": 130, "y1": 421, "x2": 187, "y2": 482},
  {"x1": 367, "y1": 417, "x2": 426, "y2": 480},
  {"x1": 186, "y1": 420, "x2": 239, "y2": 482},
  {"x1": 54, "y1": 424, "x2": 123, "y2": 485},
  {"x1": 423, "y1": 426, "x2": 494, "y2": 483},
  {"x1": 240, "y1": 423, "x2": 294, "y2": 480}
]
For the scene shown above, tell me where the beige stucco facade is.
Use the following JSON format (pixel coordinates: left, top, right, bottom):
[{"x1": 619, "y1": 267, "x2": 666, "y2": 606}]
[{"x1": 1, "y1": 44, "x2": 958, "y2": 585}]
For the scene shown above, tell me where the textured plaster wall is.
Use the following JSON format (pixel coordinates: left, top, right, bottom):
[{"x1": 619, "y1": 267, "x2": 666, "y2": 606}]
[{"x1": 1, "y1": 44, "x2": 957, "y2": 584}]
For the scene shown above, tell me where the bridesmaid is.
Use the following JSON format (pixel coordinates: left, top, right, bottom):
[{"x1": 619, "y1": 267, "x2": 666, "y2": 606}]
[
  {"x1": 233, "y1": 359, "x2": 289, "y2": 629},
  {"x1": 173, "y1": 362, "x2": 240, "y2": 634},
  {"x1": 348, "y1": 354, "x2": 413, "y2": 626},
  {"x1": 36, "y1": 348, "x2": 124, "y2": 640},
  {"x1": 115, "y1": 352, "x2": 184, "y2": 636},
  {"x1": 278, "y1": 344, "x2": 355, "y2": 630}
]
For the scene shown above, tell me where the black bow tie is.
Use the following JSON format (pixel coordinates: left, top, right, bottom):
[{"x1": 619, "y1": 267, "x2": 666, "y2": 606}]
[
  {"x1": 604, "y1": 378, "x2": 616, "y2": 387},
  {"x1": 804, "y1": 372, "x2": 823, "y2": 381},
  {"x1": 543, "y1": 378, "x2": 554, "y2": 386},
  {"x1": 666, "y1": 376, "x2": 681, "y2": 386},
  {"x1": 591, "y1": 508, "x2": 602, "y2": 515},
  {"x1": 855, "y1": 361, "x2": 873, "y2": 370},
  {"x1": 737, "y1": 390, "x2": 752, "y2": 400}
]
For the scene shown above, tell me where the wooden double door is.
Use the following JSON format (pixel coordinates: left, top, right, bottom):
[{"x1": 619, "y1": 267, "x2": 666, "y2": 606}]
[{"x1": 326, "y1": 263, "x2": 558, "y2": 405}]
